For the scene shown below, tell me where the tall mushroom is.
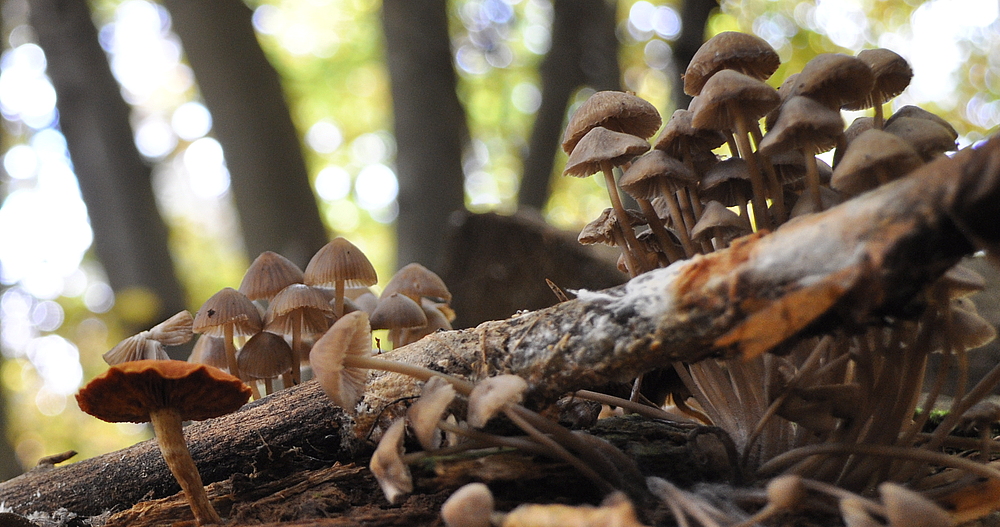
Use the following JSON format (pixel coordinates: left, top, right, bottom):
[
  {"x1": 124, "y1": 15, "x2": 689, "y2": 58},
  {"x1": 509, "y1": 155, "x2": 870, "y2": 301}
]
[
  {"x1": 238, "y1": 251, "x2": 305, "y2": 309},
  {"x1": 304, "y1": 237, "x2": 378, "y2": 318},
  {"x1": 563, "y1": 126, "x2": 653, "y2": 274},
  {"x1": 76, "y1": 360, "x2": 252, "y2": 525},
  {"x1": 264, "y1": 283, "x2": 334, "y2": 385},
  {"x1": 852, "y1": 48, "x2": 913, "y2": 129},
  {"x1": 192, "y1": 287, "x2": 262, "y2": 381},
  {"x1": 691, "y1": 69, "x2": 780, "y2": 230}
]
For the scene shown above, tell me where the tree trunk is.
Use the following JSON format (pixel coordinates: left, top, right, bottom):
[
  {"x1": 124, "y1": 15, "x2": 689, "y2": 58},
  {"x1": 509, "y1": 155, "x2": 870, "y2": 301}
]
[
  {"x1": 162, "y1": 0, "x2": 329, "y2": 269},
  {"x1": 382, "y1": 0, "x2": 468, "y2": 271},
  {"x1": 673, "y1": 0, "x2": 717, "y2": 110},
  {"x1": 518, "y1": 0, "x2": 620, "y2": 211},
  {"x1": 28, "y1": 0, "x2": 186, "y2": 332}
]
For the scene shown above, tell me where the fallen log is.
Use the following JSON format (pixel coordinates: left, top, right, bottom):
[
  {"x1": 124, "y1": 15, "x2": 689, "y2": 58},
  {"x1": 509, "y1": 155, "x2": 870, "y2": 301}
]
[{"x1": 1, "y1": 136, "x2": 998, "y2": 519}]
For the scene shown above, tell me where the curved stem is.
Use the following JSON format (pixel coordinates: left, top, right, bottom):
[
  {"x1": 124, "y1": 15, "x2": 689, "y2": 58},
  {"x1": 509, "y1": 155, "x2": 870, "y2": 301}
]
[
  {"x1": 346, "y1": 355, "x2": 475, "y2": 395},
  {"x1": 732, "y1": 116, "x2": 773, "y2": 231},
  {"x1": 657, "y1": 181, "x2": 696, "y2": 257},
  {"x1": 149, "y1": 408, "x2": 221, "y2": 526},
  {"x1": 573, "y1": 390, "x2": 698, "y2": 424},
  {"x1": 635, "y1": 198, "x2": 682, "y2": 264},
  {"x1": 600, "y1": 161, "x2": 649, "y2": 273}
]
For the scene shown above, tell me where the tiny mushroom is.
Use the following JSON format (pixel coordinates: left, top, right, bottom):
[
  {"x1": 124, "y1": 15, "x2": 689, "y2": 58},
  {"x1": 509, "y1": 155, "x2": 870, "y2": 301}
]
[
  {"x1": 441, "y1": 483, "x2": 495, "y2": 527},
  {"x1": 381, "y1": 263, "x2": 453, "y2": 304},
  {"x1": 682, "y1": 31, "x2": 781, "y2": 97},
  {"x1": 304, "y1": 237, "x2": 378, "y2": 318},
  {"x1": 103, "y1": 310, "x2": 194, "y2": 365},
  {"x1": 192, "y1": 287, "x2": 263, "y2": 381},
  {"x1": 264, "y1": 283, "x2": 335, "y2": 385},
  {"x1": 370, "y1": 418, "x2": 413, "y2": 504},
  {"x1": 407, "y1": 375, "x2": 457, "y2": 450},
  {"x1": 237, "y1": 331, "x2": 295, "y2": 397},
  {"x1": 238, "y1": 251, "x2": 305, "y2": 308},
  {"x1": 370, "y1": 292, "x2": 428, "y2": 348},
  {"x1": 560, "y1": 90, "x2": 661, "y2": 156},
  {"x1": 853, "y1": 48, "x2": 913, "y2": 129},
  {"x1": 76, "y1": 360, "x2": 252, "y2": 525}
]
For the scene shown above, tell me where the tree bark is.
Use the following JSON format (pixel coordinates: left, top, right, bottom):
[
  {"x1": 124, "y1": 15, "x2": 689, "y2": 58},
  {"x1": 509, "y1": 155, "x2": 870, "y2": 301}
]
[
  {"x1": 382, "y1": 0, "x2": 468, "y2": 271},
  {"x1": 29, "y1": 0, "x2": 187, "y2": 331},
  {"x1": 4, "y1": 136, "x2": 997, "y2": 518},
  {"x1": 162, "y1": 0, "x2": 329, "y2": 269},
  {"x1": 518, "y1": 0, "x2": 620, "y2": 211}
]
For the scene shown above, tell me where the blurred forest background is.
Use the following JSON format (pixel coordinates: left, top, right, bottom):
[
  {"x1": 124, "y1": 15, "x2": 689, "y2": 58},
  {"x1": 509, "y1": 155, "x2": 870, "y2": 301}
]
[{"x1": 0, "y1": 0, "x2": 996, "y2": 481}]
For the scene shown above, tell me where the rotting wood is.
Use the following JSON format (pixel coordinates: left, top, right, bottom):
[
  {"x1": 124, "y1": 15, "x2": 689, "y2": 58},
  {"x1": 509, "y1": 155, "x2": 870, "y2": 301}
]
[{"x1": 1, "y1": 137, "x2": 998, "y2": 521}]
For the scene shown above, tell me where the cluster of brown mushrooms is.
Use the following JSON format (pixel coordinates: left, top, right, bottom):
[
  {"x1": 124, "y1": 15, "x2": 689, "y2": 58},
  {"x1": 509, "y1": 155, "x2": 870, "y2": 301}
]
[{"x1": 77, "y1": 237, "x2": 457, "y2": 525}]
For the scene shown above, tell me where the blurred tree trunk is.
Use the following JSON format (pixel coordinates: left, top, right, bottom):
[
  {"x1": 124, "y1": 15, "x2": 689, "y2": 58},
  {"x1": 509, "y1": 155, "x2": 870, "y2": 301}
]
[
  {"x1": 0, "y1": 388, "x2": 18, "y2": 481},
  {"x1": 518, "y1": 0, "x2": 620, "y2": 211},
  {"x1": 383, "y1": 0, "x2": 468, "y2": 271},
  {"x1": 672, "y1": 0, "x2": 717, "y2": 110},
  {"x1": 162, "y1": 0, "x2": 329, "y2": 269},
  {"x1": 29, "y1": 0, "x2": 186, "y2": 332}
]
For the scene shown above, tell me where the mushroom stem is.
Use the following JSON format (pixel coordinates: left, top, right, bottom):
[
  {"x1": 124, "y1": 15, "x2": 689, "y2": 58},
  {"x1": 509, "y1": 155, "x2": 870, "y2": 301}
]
[
  {"x1": 345, "y1": 354, "x2": 476, "y2": 395},
  {"x1": 263, "y1": 377, "x2": 274, "y2": 396},
  {"x1": 634, "y1": 198, "x2": 682, "y2": 263},
  {"x1": 334, "y1": 279, "x2": 346, "y2": 318},
  {"x1": 657, "y1": 181, "x2": 697, "y2": 257},
  {"x1": 749, "y1": 124, "x2": 787, "y2": 222},
  {"x1": 803, "y1": 148, "x2": 823, "y2": 212},
  {"x1": 600, "y1": 161, "x2": 650, "y2": 273},
  {"x1": 874, "y1": 103, "x2": 885, "y2": 130},
  {"x1": 223, "y1": 324, "x2": 239, "y2": 380},
  {"x1": 290, "y1": 312, "x2": 303, "y2": 385},
  {"x1": 149, "y1": 407, "x2": 222, "y2": 526},
  {"x1": 732, "y1": 116, "x2": 773, "y2": 231}
]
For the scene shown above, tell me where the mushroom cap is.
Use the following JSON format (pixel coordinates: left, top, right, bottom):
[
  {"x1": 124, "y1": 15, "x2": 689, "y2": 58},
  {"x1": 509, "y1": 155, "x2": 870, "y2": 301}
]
[
  {"x1": 850, "y1": 48, "x2": 912, "y2": 110},
  {"x1": 936, "y1": 264, "x2": 986, "y2": 299},
  {"x1": 878, "y1": 483, "x2": 954, "y2": 527},
  {"x1": 304, "y1": 237, "x2": 378, "y2": 288},
  {"x1": 146, "y1": 310, "x2": 195, "y2": 347},
  {"x1": 792, "y1": 53, "x2": 874, "y2": 110},
  {"x1": 700, "y1": 158, "x2": 753, "y2": 207},
  {"x1": 691, "y1": 70, "x2": 780, "y2": 131},
  {"x1": 239, "y1": 251, "x2": 304, "y2": 301},
  {"x1": 441, "y1": 483, "x2": 494, "y2": 527},
  {"x1": 885, "y1": 105, "x2": 958, "y2": 140},
  {"x1": 830, "y1": 129, "x2": 922, "y2": 195},
  {"x1": 370, "y1": 292, "x2": 428, "y2": 331},
  {"x1": 758, "y1": 96, "x2": 845, "y2": 157},
  {"x1": 188, "y1": 335, "x2": 229, "y2": 369},
  {"x1": 563, "y1": 127, "x2": 651, "y2": 177},
  {"x1": 264, "y1": 283, "x2": 335, "y2": 337},
  {"x1": 690, "y1": 201, "x2": 749, "y2": 242},
  {"x1": 683, "y1": 31, "x2": 780, "y2": 96},
  {"x1": 76, "y1": 360, "x2": 251, "y2": 423},
  {"x1": 654, "y1": 109, "x2": 727, "y2": 157},
  {"x1": 309, "y1": 310, "x2": 373, "y2": 412},
  {"x1": 192, "y1": 287, "x2": 263, "y2": 338},
  {"x1": 370, "y1": 418, "x2": 413, "y2": 504},
  {"x1": 381, "y1": 263, "x2": 452, "y2": 303},
  {"x1": 237, "y1": 331, "x2": 294, "y2": 380},
  {"x1": 788, "y1": 186, "x2": 844, "y2": 218},
  {"x1": 768, "y1": 149, "x2": 833, "y2": 191},
  {"x1": 407, "y1": 375, "x2": 456, "y2": 450},
  {"x1": 561, "y1": 91, "x2": 662, "y2": 155},
  {"x1": 103, "y1": 334, "x2": 169, "y2": 365},
  {"x1": 884, "y1": 116, "x2": 957, "y2": 161},
  {"x1": 619, "y1": 150, "x2": 697, "y2": 200},
  {"x1": 578, "y1": 208, "x2": 646, "y2": 246},
  {"x1": 467, "y1": 374, "x2": 528, "y2": 428}
]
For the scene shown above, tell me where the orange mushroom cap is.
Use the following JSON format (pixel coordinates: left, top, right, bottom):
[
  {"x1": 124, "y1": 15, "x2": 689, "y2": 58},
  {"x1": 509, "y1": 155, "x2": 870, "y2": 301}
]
[{"x1": 76, "y1": 360, "x2": 251, "y2": 423}]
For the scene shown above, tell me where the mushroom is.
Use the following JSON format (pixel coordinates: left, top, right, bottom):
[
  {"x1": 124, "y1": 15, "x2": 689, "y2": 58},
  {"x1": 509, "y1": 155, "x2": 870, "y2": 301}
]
[
  {"x1": 192, "y1": 287, "x2": 263, "y2": 381},
  {"x1": 879, "y1": 483, "x2": 954, "y2": 527},
  {"x1": 75, "y1": 360, "x2": 252, "y2": 525},
  {"x1": 369, "y1": 418, "x2": 412, "y2": 504},
  {"x1": 852, "y1": 48, "x2": 913, "y2": 129},
  {"x1": 370, "y1": 292, "x2": 428, "y2": 348},
  {"x1": 690, "y1": 200, "x2": 750, "y2": 250},
  {"x1": 188, "y1": 335, "x2": 228, "y2": 370},
  {"x1": 304, "y1": 237, "x2": 378, "y2": 318},
  {"x1": 564, "y1": 126, "x2": 653, "y2": 274},
  {"x1": 884, "y1": 116, "x2": 958, "y2": 161},
  {"x1": 103, "y1": 310, "x2": 194, "y2": 365},
  {"x1": 578, "y1": 207, "x2": 651, "y2": 274},
  {"x1": 441, "y1": 483, "x2": 495, "y2": 527},
  {"x1": 691, "y1": 69, "x2": 781, "y2": 230},
  {"x1": 381, "y1": 262, "x2": 452, "y2": 304},
  {"x1": 682, "y1": 31, "x2": 781, "y2": 97},
  {"x1": 758, "y1": 95, "x2": 844, "y2": 212},
  {"x1": 560, "y1": 90, "x2": 661, "y2": 156},
  {"x1": 237, "y1": 331, "x2": 294, "y2": 396},
  {"x1": 830, "y1": 129, "x2": 923, "y2": 197},
  {"x1": 699, "y1": 157, "x2": 755, "y2": 228},
  {"x1": 620, "y1": 150, "x2": 700, "y2": 258},
  {"x1": 264, "y1": 283, "x2": 334, "y2": 385},
  {"x1": 238, "y1": 251, "x2": 305, "y2": 309},
  {"x1": 407, "y1": 375, "x2": 456, "y2": 450}
]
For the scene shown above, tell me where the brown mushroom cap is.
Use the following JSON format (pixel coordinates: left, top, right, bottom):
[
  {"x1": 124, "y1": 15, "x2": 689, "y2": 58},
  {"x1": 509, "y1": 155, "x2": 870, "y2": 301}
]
[
  {"x1": 691, "y1": 69, "x2": 781, "y2": 131},
  {"x1": 830, "y1": 129, "x2": 923, "y2": 195},
  {"x1": 884, "y1": 116, "x2": 957, "y2": 161},
  {"x1": 304, "y1": 237, "x2": 379, "y2": 289},
  {"x1": 619, "y1": 150, "x2": 697, "y2": 200},
  {"x1": 561, "y1": 91, "x2": 662, "y2": 155},
  {"x1": 563, "y1": 127, "x2": 651, "y2": 178},
  {"x1": 885, "y1": 105, "x2": 958, "y2": 140},
  {"x1": 370, "y1": 292, "x2": 428, "y2": 331},
  {"x1": 76, "y1": 360, "x2": 251, "y2": 423},
  {"x1": 239, "y1": 251, "x2": 305, "y2": 301},
  {"x1": 578, "y1": 208, "x2": 646, "y2": 246},
  {"x1": 264, "y1": 283, "x2": 335, "y2": 337},
  {"x1": 690, "y1": 201, "x2": 749, "y2": 243},
  {"x1": 683, "y1": 31, "x2": 780, "y2": 97},
  {"x1": 654, "y1": 109, "x2": 727, "y2": 157},
  {"x1": 309, "y1": 311, "x2": 373, "y2": 411},
  {"x1": 791, "y1": 53, "x2": 874, "y2": 110},
  {"x1": 192, "y1": 287, "x2": 263, "y2": 338},
  {"x1": 850, "y1": 48, "x2": 912, "y2": 110},
  {"x1": 699, "y1": 158, "x2": 754, "y2": 207},
  {"x1": 758, "y1": 96, "x2": 845, "y2": 157},
  {"x1": 381, "y1": 263, "x2": 452, "y2": 303},
  {"x1": 237, "y1": 331, "x2": 294, "y2": 380}
]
